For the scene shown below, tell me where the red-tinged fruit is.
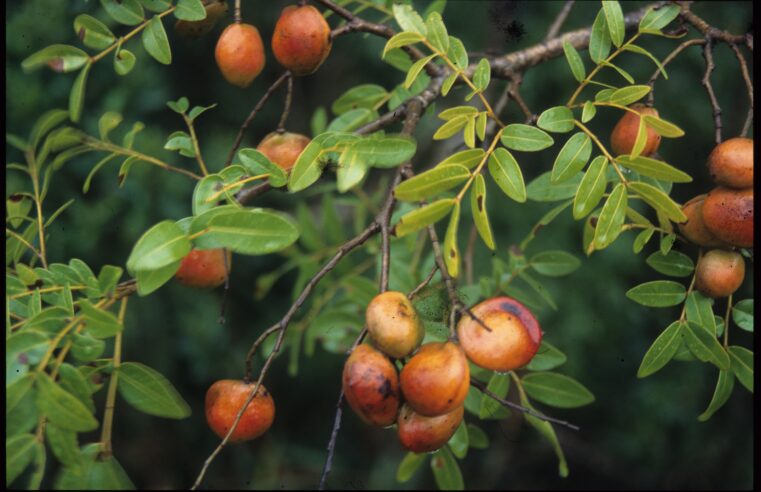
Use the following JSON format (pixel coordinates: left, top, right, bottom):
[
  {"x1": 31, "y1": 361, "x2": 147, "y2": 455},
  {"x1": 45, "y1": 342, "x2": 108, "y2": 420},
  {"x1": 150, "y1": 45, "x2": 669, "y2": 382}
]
[
  {"x1": 695, "y1": 249, "x2": 746, "y2": 298},
  {"x1": 702, "y1": 186, "x2": 754, "y2": 248},
  {"x1": 215, "y1": 23, "x2": 265, "y2": 87},
  {"x1": 342, "y1": 344, "x2": 400, "y2": 427},
  {"x1": 175, "y1": 248, "x2": 231, "y2": 288},
  {"x1": 457, "y1": 297, "x2": 542, "y2": 372},
  {"x1": 397, "y1": 403, "x2": 464, "y2": 453},
  {"x1": 256, "y1": 132, "x2": 311, "y2": 171},
  {"x1": 272, "y1": 5, "x2": 332, "y2": 75},
  {"x1": 399, "y1": 342, "x2": 470, "y2": 417},
  {"x1": 205, "y1": 379, "x2": 275, "y2": 443},
  {"x1": 365, "y1": 291, "x2": 424, "y2": 359},
  {"x1": 678, "y1": 194, "x2": 726, "y2": 247},
  {"x1": 610, "y1": 104, "x2": 661, "y2": 157},
  {"x1": 707, "y1": 137, "x2": 754, "y2": 189}
]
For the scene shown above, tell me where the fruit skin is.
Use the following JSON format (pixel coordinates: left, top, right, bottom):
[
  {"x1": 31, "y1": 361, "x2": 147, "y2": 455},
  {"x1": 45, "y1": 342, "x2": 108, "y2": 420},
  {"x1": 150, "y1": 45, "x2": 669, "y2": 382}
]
[
  {"x1": 365, "y1": 291, "x2": 424, "y2": 359},
  {"x1": 342, "y1": 344, "x2": 400, "y2": 427},
  {"x1": 175, "y1": 0, "x2": 228, "y2": 39},
  {"x1": 695, "y1": 249, "x2": 746, "y2": 298},
  {"x1": 272, "y1": 5, "x2": 332, "y2": 75},
  {"x1": 707, "y1": 137, "x2": 754, "y2": 189},
  {"x1": 215, "y1": 23, "x2": 265, "y2": 88},
  {"x1": 205, "y1": 379, "x2": 275, "y2": 443},
  {"x1": 702, "y1": 187, "x2": 754, "y2": 248},
  {"x1": 457, "y1": 297, "x2": 542, "y2": 372},
  {"x1": 400, "y1": 342, "x2": 470, "y2": 417},
  {"x1": 256, "y1": 132, "x2": 311, "y2": 171},
  {"x1": 175, "y1": 248, "x2": 231, "y2": 288},
  {"x1": 678, "y1": 194, "x2": 725, "y2": 247},
  {"x1": 397, "y1": 403, "x2": 463, "y2": 453},
  {"x1": 610, "y1": 104, "x2": 661, "y2": 157}
]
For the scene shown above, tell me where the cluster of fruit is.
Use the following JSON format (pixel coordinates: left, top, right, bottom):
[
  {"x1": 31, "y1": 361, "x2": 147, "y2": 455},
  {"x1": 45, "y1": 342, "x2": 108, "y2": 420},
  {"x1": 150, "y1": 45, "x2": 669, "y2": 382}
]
[
  {"x1": 343, "y1": 292, "x2": 542, "y2": 453},
  {"x1": 679, "y1": 137, "x2": 753, "y2": 298}
]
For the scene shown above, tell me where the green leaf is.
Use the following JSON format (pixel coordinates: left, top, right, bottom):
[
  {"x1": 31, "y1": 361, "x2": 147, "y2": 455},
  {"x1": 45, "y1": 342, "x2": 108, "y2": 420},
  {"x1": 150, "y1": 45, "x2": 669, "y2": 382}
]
[
  {"x1": 126, "y1": 220, "x2": 191, "y2": 274},
  {"x1": 433, "y1": 114, "x2": 470, "y2": 140},
  {"x1": 395, "y1": 199, "x2": 456, "y2": 237},
  {"x1": 683, "y1": 321, "x2": 730, "y2": 371},
  {"x1": 6, "y1": 434, "x2": 39, "y2": 486},
  {"x1": 332, "y1": 84, "x2": 389, "y2": 114},
  {"x1": 193, "y1": 209, "x2": 299, "y2": 255},
  {"x1": 141, "y1": 16, "x2": 171, "y2": 64},
  {"x1": 443, "y1": 203, "x2": 461, "y2": 278},
  {"x1": 438, "y1": 106, "x2": 478, "y2": 120},
  {"x1": 626, "y1": 280, "x2": 686, "y2": 307},
  {"x1": 238, "y1": 148, "x2": 287, "y2": 187},
  {"x1": 394, "y1": 165, "x2": 470, "y2": 201},
  {"x1": 526, "y1": 341, "x2": 567, "y2": 371},
  {"x1": 642, "y1": 114, "x2": 685, "y2": 137},
  {"x1": 645, "y1": 250, "x2": 694, "y2": 277},
  {"x1": 74, "y1": 14, "x2": 115, "y2": 50},
  {"x1": 623, "y1": 45, "x2": 668, "y2": 79},
  {"x1": 589, "y1": 9, "x2": 611, "y2": 63},
  {"x1": 441, "y1": 71, "x2": 459, "y2": 96},
  {"x1": 562, "y1": 40, "x2": 585, "y2": 82},
  {"x1": 628, "y1": 182, "x2": 687, "y2": 222},
  {"x1": 101, "y1": 0, "x2": 144, "y2": 25},
  {"x1": 573, "y1": 155, "x2": 607, "y2": 219},
  {"x1": 537, "y1": 106, "x2": 575, "y2": 133},
  {"x1": 470, "y1": 174, "x2": 495, "y2": 250},
  {"x1": 530, "y1": 250, "x2": 581, "y2": 277},
  {"x1": 446, "y1": 36, "x2": 468, "y2": 70},
  {"x1": 396, "y1": 452, "x2": 426, "y2": 483},
  {"x1": 637, "y1": 321, "x2": 683, "y2": 378},
  {"x1": 55, "y1": 444, "x2": 136, "y2": 489},
  {"x1": 697, "y1": 370, "x2": 734, "y2": 421},
  {"x1": 336, "y1": 146, "x2": 369, "y2": 192},
  {"x1": 288, "y1": 140, "x2": 325, "y2": 192},
  {"x1": 603, "y1": 61, "x2": 634, "y2": 84},
  {"x1": 192, "y1": 174, "x2": 224, "y2": 216},
  {"x1": 685, "y1": 291, "x2": 717, "y2": 335},
  {"x1": 527, "y1": 171, "x2": 583, "y2": 202},
  {"x1": 425, "y1": 12, "x2": 449, "y2": 52},
  {"x1": 616, "y1": 155, "x2": 691, "y2": 182},
  {"x1": 501, "y1": 124, "x2": 554, "y2": 152},
  {"x1": 383, "y1": 32, "x2": 424, "y2": 58},
  {"x1": 79, "y1": 299, "x2": 123, "y2": 338},
  {"x1": 71, "y1": 333, "x2": 106, "y2": 361},
  {"x1": 346, "y1": 135, "x2": 417, "y2": 168},
  {"x1": 581, "y1": 101, "x2": 597, "y2": 123},
  {"x1": 520, "y1": 394, "x2": 569, "y2": 477},
  {"x1": 21, "y1": 45, "x2": 89, "y2": 73},
  {"x1": 479, "y1": 373, "x2": 510, "y2": 419},
  {"x1": 135, "y1": 259, "x2": 181, "y2": 296},
  {"x1": 69, "y1": 62, "x2": 92, "y2": 123},
  {"x1": 404, "y1": 54, "x2": 436, "y2": 89},
  {"x1": 36, "y1": 373, "x2": 98, "y2": 432},
  {"x1": 174, "y1": 0, "x2": 206, "y2": 21},
  {"x1": 393, "y1": 3, "x2": 427, "y2": 35},
  {"x1": 593, "y1": 183, "x2": 627, "y2": 249},
  {"x1": 140, "y1": 0, "x2": 172, "y2": 13},
  {"x1": 488, "y1": 148, "x2": 526, "y2": 202},
  {"x1": 728, "y1": 346, "x2": 753, "y2": 393},
  {"x1": 551, "y1": 132, "x2": 592, "y2": 183},
  {"x1": 594, "y1": 88, "x2": 616, "y2": 103},
  {"x1": 732, "y1": 299, "x2": 753, "y2": 332},
  {"x1": 430, "y1": 447, "x2": 464, "y2": 491},
  {"x1": 326, "y1": 107, "x2": 376, "y2": 132},
  {"x1": 466, "y1": 424, "x2": 489, "y2": 449},
  {"x1": 602, "y1": 1, "x2": 625, "y2": 47},
  {"x1": 639, "y1": 4, "x2": 681, "y2": 32},
  {"x1": 447, "y1": 421, "x2": 468, "y2": 459},
  {"x1": 98, "y1": 111, "x2": 122, "y2": 141},
  {"x1": 46, "y1": 424, "x2": 83, "y2": 468},
  {"x1": 608, "y1": 85, "x2": 651, "y2": 106},
  {"x1": 114, "y1": 48, "x2": 136, "y2": 75},
  {"x1": 117, "y1": 362, "x2": 191, "y2": 418},
  {"x1": 472, "y1": 58, "x2": 491, "y2": 92},
  {"x1": 521, "y1": 372, "x2": 594, "y2": 408}
]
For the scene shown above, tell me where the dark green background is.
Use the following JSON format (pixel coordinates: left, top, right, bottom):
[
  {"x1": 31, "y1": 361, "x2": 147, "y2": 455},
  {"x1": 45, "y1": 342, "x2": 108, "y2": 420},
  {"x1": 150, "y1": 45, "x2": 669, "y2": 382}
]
[{"x1": 6, "y1": 1, "x2": 754, "y2": 489}]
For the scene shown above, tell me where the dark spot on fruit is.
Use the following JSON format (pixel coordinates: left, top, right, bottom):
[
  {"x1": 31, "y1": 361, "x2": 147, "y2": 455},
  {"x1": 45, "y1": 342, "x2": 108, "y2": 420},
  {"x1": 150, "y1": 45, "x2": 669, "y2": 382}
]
[
  {"x1": 501, "y1": 301, "x2": 521, "y2": 318},
  {"x1": 378, "y1": 378, "x2": 394, "y2": 399}
]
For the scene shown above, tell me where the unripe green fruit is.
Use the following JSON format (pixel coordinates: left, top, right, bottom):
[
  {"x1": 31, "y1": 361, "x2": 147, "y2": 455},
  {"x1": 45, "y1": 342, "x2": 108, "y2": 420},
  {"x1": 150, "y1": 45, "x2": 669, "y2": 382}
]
[{"x1": 365, "y1": 291, "x2": 424, "y2": 359}]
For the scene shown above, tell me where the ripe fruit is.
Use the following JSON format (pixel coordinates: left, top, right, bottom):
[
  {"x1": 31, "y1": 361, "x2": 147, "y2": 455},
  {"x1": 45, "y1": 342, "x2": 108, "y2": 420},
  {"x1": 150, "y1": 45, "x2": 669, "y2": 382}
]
[
  {"x1": 175, "y1": 248, "x2": 231, "y2": 288},
  {"x1": 678, "y1": 194, "x2": 725, "y2": 247},
  {"x1": 397, "y1": 403, "x2": 463, "y2": 453},
  {"x1": 256, "y1": 132, "x2": 311, "y2": 171},
  {"x1": 205, "y1": 379, "x2": 275, "y2": 442},
  {"x1": 175, "y1": 0, "x2": 228, "y2": 39},
  {"x1": 707, "y1": 137, "x2": 754, "y2": 189},
  {"x1": 272, "y1": 5, "x2": 332, "y2": 75},
  {"x1": 610, "y1": 104, "x2": 661, "y2": 157},
  {"x1": 365, "y1": 291, "x2": 424, "y2": 359},
  {"x1": 694, "y1": 249, "x2": 746, "y2": 298},
  {"x1": 702, "y1": 187, "x2": 754, "y2": 248},
  {"x1": 342, "y1": 344, "x2": 400, "y2": 427},
  {"x1": 400, "y1": 342, "x2": 469, "y2": 417},
  {"x1": 215, "y1": 23, "x2": 265, "y2": 87},
  {"x1": 457, "y1": 297, "x2": 542, "y2": 372}
]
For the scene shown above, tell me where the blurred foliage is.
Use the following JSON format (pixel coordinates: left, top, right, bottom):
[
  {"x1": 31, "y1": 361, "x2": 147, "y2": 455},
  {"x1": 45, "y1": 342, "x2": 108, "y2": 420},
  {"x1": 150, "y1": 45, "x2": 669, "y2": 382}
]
[{"x1": 5, "y1": 0, "x2": 753, "y2": 489}]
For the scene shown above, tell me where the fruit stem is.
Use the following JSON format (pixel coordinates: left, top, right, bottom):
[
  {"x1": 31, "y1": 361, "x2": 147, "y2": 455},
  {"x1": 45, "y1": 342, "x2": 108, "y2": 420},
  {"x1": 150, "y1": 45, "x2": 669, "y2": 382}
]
[
  {"x1": 183, "y1": 114, "x2": 209, "y2": 176},
  {"x1": 234, "y1": 0, "x2": 241, "y2": 23}
]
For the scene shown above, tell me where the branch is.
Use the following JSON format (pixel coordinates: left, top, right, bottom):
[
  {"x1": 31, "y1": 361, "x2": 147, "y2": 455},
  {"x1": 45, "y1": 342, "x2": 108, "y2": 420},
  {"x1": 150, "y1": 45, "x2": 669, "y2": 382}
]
[{"x1": 700, "y1": 38, "x2": 723, "y2": 145}]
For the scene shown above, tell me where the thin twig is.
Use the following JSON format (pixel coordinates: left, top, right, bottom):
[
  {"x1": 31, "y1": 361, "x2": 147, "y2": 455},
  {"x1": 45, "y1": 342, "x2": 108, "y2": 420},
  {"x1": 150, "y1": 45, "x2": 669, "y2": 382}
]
[
  {"x1": 728, "y1": 43, "x2": 753, "y2": 136},
  {"x1": 646, "y1": 38, "x2": 706, "y2": 104},
  {"x1": 276, "y1": 74, "x2": 294, "y2": 132},
  {"x1": 544, "y1": 1, "x2": 575, "y2": 41},
  {"x1": 407, "y1": 264, "x2": 439, "y2": 300},
  {"x1": 471, "y1": 379, "x2": 580, "y2": 431},
  {"x1": 700, "y1": 38, "x2": 723, "y2": 145}
]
